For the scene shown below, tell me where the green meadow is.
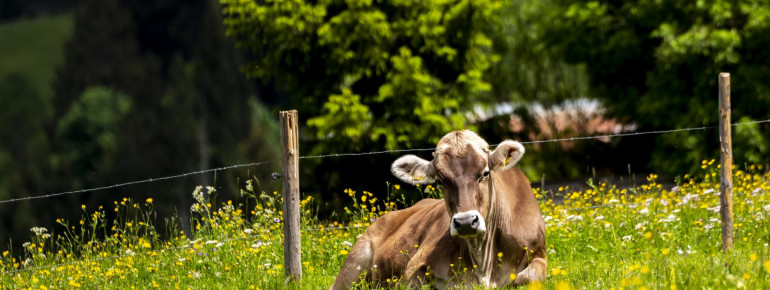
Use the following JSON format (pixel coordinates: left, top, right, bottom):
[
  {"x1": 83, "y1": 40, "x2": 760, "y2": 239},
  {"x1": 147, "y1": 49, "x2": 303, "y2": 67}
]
[{"x1": 1, "y1": 160, "x2": 769, "y2": 289}]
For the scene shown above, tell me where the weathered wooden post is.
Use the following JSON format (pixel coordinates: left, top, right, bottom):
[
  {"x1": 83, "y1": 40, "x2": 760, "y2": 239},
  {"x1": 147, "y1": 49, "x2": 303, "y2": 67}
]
[
  {"x1": 718, "y1": 73, "x2": 734, "y2": 251},
  {"x1": 280, "y1": 110, "x2": 302, "y2": 282}
]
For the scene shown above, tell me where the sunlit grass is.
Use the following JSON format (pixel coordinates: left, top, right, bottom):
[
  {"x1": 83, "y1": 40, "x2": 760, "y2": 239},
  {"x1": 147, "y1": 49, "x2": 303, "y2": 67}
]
[{"x1": 2, "y1": 161, "x2": 769, "y2": 289}]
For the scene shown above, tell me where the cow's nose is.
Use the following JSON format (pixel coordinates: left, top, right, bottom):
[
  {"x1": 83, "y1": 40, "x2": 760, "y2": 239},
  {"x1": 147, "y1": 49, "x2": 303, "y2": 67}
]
[{"x1": 450, "y1": 210, "x2": 486, "y2": 237}]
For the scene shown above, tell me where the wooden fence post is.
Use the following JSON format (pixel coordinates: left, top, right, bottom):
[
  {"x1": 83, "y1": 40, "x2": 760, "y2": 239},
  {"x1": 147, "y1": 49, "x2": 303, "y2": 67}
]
[
  {"x1": 280, "y1": 110, "x2": 302, "y2": 282},
  {"x1": 718, "y1": 73, "x2": 734, "y2": 251}
]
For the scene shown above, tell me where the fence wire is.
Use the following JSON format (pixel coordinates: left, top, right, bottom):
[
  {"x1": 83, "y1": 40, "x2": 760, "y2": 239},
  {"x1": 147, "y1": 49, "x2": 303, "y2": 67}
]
[
  {"x1": 0, "y1": 161, "x2": 273, "y2": 204},
  {"x1": 1, "y1": 118, "x2": 768, "y2": 205}
]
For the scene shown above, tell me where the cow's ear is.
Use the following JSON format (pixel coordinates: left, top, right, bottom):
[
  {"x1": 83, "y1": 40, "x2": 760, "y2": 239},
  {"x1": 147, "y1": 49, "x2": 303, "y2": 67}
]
[
  {"x1": 391, "y1": 155, "x2": 436, "y2": 185},
  {"x1": 489, "y1": 140, "x2": 525, "y2": 171}
]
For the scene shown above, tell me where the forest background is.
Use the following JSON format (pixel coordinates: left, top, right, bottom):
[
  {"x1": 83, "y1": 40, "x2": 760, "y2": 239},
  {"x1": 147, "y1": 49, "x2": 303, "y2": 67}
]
[{"x1": 1, "y1": 0, "x2": 769, "y2": 250}]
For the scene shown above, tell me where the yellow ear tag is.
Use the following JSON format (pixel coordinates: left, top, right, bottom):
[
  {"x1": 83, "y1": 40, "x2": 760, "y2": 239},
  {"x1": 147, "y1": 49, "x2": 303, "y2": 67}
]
[
  {"x1": 504, "y1": 157, "x2": 511, "y2": 166},
  {"x1": 412, "y1": 176, "x2": 425, "y2": 181}
]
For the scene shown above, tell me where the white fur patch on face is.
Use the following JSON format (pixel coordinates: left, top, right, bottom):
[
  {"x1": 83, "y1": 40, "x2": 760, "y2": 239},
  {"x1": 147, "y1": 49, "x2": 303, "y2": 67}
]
[
  {"x1": 391, "y1": 155, "x2": 436, "y2": 185},
  {"x1": 450, "y1": 210, "x2": 487, "y2": 237}
]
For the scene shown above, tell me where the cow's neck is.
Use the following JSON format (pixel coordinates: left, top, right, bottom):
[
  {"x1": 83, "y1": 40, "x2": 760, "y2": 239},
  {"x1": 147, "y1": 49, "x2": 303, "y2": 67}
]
[{"x1": 464, "y1": 176, "x2": 507, "y2": 287}]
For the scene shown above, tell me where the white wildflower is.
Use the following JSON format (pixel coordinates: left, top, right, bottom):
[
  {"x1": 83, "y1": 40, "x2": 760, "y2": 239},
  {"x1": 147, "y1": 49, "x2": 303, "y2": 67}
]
[
  {"x1": 659, "y1": 214, "x2": 678, "y2": 223},
  {"x1": 192, "y1": 186, "x2": 205, "y2": 203},
  {"x1": 594, "y1": 216, "x2": 605, "y2": 220},
  {"x1": 244, "y1": 228, "x2": 254, "y2": 234},
  {"x1": 639, "y1": 208, "x2": 649, "y2": 214},
  {"x1": 708, "y1": 206, "x2": 721, "y2": 213},
  {"x1": 205, "y1": 240, "x2": 218, "y2": 245},
  {"x1": 763, "y1": 205, "x2": 770, "y2": 211},
  {"x1": 30, "y1": 227, "x2": 48, "y2": 236},
  {"x1": 342, "y1": 241, "x2": 353, "y2": 248},
  {"x1": 566, "y1": 215, "x2": 583, "y2": 221}
]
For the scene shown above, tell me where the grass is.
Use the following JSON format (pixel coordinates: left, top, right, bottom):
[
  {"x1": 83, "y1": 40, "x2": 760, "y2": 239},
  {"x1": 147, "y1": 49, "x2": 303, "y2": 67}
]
[
  {"x1": 0, "y1": 13, "x2": 73, "y2": 99},
  {"x1": 1, "y1": 160, "x2": 769, "y2": 289}
]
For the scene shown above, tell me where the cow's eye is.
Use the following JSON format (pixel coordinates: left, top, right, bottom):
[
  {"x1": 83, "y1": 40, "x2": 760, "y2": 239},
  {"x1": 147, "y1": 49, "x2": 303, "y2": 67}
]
[{"x1": 481, "y1": 170, "x2": 490, "y2": 179}]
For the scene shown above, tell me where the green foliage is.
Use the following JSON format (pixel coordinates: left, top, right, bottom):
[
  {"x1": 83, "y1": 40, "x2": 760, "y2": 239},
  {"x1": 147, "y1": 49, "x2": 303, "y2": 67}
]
[
  {"x1": 0, "y1": 73, "x2": 52, "y2": 247},
  {"x1": 543, "y1": 0, "x2": 770, "y2": 174},
  {"x1": 57, "y1": 86, "x2": 132, "y2": 187},
  {"x1": 734, "y1": 117, "x2": 769, "y2": 165},
  {"x1": 221, "y1": 0, "x2": 505, "y2": 151},
  {"x1": 489, "y1": 0, "x2": 590, "y2": 105}
]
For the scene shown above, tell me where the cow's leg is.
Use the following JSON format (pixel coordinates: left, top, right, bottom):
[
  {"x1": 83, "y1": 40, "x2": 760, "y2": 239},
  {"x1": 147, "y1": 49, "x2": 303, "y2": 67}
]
[
  {"x1": 330, "y1": 235, "x2": 373, "y2": 290},
  {"x1": 512, "y1": 256, "x2": 547, "y2": 286}
]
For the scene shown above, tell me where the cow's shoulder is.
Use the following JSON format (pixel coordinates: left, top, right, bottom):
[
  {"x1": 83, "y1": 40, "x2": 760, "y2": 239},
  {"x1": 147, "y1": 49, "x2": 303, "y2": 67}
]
[{"x1": 368, "y1": 198, "x2": 447, "y2": 238}]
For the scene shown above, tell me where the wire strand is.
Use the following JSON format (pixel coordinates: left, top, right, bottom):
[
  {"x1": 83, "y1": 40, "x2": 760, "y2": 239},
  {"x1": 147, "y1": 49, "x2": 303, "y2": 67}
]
[
  {"x1": 0, "y1": 161, "x2": 273, "y2": 204},
  {"x1": 3, "y1": 118, "x2": 768, "y2": 204}
]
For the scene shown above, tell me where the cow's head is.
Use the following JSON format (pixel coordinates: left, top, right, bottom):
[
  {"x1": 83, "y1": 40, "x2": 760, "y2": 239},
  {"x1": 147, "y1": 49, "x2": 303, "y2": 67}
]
[{"x1": 391, "y1": 130, "x2": 524, "y2": 238}]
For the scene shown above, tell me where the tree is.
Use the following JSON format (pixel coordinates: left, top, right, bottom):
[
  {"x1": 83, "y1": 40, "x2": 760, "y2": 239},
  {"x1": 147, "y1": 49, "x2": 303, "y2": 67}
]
[
  {"x1": 50, "y1": 0, "x2": 278, "y2": 236},
  {"x1": 542, "y1": 0, "x2": 770, "y2": 174},
  {"x1": 222, "y1": 0, "x2": 505, "y2": 149},
  {"x1": 221, "y1": 0, "x2": 507, "y2": 203},
  {"x1": 0, "y1": 73, "x2": 52, "y2": 245}
]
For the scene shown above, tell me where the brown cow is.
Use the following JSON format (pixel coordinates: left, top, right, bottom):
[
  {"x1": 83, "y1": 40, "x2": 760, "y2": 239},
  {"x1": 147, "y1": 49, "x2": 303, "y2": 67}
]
[{"x1": 331, "y1": 130, "x2": 547, "y2": 289}]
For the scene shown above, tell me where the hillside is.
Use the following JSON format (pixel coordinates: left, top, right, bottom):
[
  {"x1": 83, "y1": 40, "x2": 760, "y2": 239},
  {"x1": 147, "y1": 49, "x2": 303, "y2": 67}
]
[{"x1": 0, "y1": 13, "x2": 73, "y2": 99}]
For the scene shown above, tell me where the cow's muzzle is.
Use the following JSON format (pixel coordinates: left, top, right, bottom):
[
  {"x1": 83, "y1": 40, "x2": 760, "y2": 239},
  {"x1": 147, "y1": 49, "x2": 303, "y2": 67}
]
[{"x1": 450, "y1": 210, "x2": 486, "y2": 237}]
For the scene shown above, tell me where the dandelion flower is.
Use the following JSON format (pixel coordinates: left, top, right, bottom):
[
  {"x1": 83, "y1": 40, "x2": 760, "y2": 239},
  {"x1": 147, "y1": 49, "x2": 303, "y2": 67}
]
[
  {"x1": 764, "y1": 260, "x2": 770, "y2": 274},
  {"x1": 555, "y1": 281, "x2": 571, "y2": 290}
]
